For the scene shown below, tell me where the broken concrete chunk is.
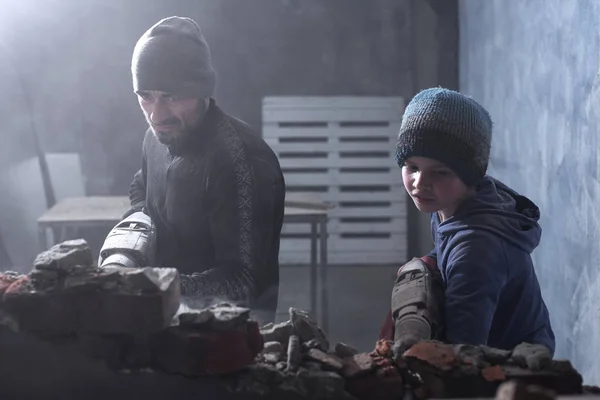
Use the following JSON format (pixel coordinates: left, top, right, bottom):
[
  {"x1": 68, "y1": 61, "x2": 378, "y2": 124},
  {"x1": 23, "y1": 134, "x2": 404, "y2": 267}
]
[
  {"x1": 263, "y1": 341, "x2": 283, "y2": 353},
  {"x1": 335, "y1": 342, "x2": 359, "y2": 358},
  {"x1": 302, "y1": 337, "x2": 328, "y2": 352},
  {"x1": 261, "y1": 341, "x2": 284, "y2": 364},
  {"x1": 305, "y1": 348, "x2": 344, "y2": 371},
  {"x1": 260, "y1": 320, "x2": 294, "y2": 344},
  {"x1": 287, "y1": 334, "x2": 301, "y2": 373},
  {"x1": 207, "y1": 303, "x2": 251, "y2": 330},
  {"x1": 289, "y1": 307, "x2": 329, "y2": 351},
  {"x1": 121, "y1": 267, "x2": 180, "y2": 293},
  {"x1": 177, "y1": 308, "x2": 214, "y2": 326},
  {"x1": 511, "y1": 343, "x2": 552, "y2": 371},
  {"x1": 454, "y1": 344, "x2": 488, "y2": 368},
  {"x1": 263, "y1": 352, "x2": 282, "y2": 364},
  {"x1": 33, "y1": 239, "x2": 93, "y2": 272},
  {"x1": 175, "y1": 302, "x2": 251, "y2": 332},
  {"x1": 260, "y1": 322, "x2": 274, "y2": 330},
  {"x1": 275, "y1": 361, "x2": 287, "y2": 371},
  {"x1": 481, "y1": 345, "x2": 512, "y2": 365}
]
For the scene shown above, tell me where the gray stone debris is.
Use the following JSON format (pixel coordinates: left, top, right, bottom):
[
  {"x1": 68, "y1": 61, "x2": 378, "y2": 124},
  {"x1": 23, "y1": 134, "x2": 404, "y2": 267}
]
[
  {"x1": 275, "y1": 361, "x2": 287, "y2": 371},
  {"x1": 334, "y1": 342, "x2": 359, "y2": 359},
  {"x1": 177, "y1": 307, "x2": 214, "y2": 326},
  {"x1": 481, "y1": 345, "x2": 512, "y2": 365},
  {"x1": 289, "y1": 308, "x2": 329, "y2": 351},
  {"x1": 263, "y1": 352, "x2": 283, "y2": 364},
  {"x1": 259, "y1": 308, "x2": 330, "y2": 355},
  {"x1": 244, "y1": 308, "x2": 361, "y2": 399},
  {"x1": 207, "y1": 303, "x2": 251, "y2": 330},
  {"x1": 287, "y1": 335, "x2": 302, "y2": 373},
  {"x1": 61, "y1": 266, "x2": 180, "y2": 295},
  {"x1": 454, "y1": 344, "x2": 488, "y2": 368},
  {"x1": 260, "y1": 320, "x2": 295, "y2": 344},
  {"x1": 511, "y1": 343, "x2": 552, "y2": 371},
  {"x1": 176, "y1": 302, "x2": 250, "y2": 331},
  {"x1": 2, "y1": 271, "x2": 22, "y2": 279},
  {"x1": 260, "y1": 322, "x2": 274, "y2": 330},
  {"x1": 264, "y1": 341, "x2": 284, "y2": 353},
  {"x1": 262, "y1": 341, "x2": 285, "y2": 364},
  {"x1": 305, "y1": 348, "x2": 344, "y2": 372},
  {"x1": 302, "y1": 338, "x2": 328, "y2": 352},
  {"x1": 33, "y1": 239, "x2": 93, "y2": 272}
]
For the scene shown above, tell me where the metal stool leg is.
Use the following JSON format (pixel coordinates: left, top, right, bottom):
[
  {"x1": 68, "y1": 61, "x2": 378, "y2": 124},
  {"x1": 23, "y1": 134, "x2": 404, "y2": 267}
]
[
  {"x1": 310, "y1": 220, "x2": 318, "y2": 319},
  {"x1": 318, "y1": 216, "x2": 329, "y2": 333}
]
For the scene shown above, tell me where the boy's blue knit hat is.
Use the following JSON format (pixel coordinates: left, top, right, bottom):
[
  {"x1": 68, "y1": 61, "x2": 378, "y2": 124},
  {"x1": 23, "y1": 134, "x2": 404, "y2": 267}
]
[{"x1": 395, "y1": 87, "x2": 493, "y2": 186}]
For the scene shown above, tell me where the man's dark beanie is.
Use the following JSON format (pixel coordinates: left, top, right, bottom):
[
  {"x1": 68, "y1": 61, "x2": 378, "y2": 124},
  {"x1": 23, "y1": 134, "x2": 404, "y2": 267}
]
[
  {"x1": 131, "y1": 16, "x2": 216, "y2": 98},
  {"x1": 395, "y1": 87, "x2": 493, "y2": 186}
]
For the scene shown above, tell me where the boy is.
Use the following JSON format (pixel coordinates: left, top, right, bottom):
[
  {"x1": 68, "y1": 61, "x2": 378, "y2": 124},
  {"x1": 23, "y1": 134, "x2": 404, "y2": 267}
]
[{"x1": 382, "y1": 87, "x2": 555, "y2": 355}]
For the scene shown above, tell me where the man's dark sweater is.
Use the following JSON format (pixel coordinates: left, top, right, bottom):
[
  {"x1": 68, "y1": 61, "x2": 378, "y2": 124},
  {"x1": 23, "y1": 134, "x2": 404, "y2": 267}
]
[{"x1": 129, "y1": 99, "x2": 285, "y2": 322}]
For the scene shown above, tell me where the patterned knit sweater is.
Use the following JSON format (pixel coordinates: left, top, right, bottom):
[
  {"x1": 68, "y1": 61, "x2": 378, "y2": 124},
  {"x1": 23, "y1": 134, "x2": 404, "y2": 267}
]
[{"x1": 128, "y1": 99, "x2": 285, "y2": 322}]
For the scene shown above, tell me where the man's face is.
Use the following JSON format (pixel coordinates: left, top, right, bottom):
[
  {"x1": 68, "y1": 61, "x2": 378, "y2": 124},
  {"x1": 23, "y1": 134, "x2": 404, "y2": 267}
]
[
  {"x1": 401, "y1": 156, "x2": 471, "y2": 217},
  {"x1": 136, "y1": 90, "x2": 202, "y2": 146}
]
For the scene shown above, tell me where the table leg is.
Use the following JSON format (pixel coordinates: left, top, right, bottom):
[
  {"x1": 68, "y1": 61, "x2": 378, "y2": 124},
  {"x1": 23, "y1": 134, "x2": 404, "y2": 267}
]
[
  {"x1": 319, "y1": 216, "x2": 329, "y2": 333},
  {"x1": 310, "y1": 220, "x2": 318, "y2": 320},
  {"x1": 38, "y1": 226, "x2": 48, "y2": 253},
  {"x1": 58, "y1": 226, "x2": 68, "y2": 243}
]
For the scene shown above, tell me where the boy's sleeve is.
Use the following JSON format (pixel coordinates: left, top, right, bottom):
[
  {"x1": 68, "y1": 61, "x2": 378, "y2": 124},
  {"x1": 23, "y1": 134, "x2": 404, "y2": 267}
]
[
  {"x1": 444, "y1": 235, "x2": 508, "y2": 345},
  {"x1": 425, "y1": 247, "x2": 437, "y2": 262}
]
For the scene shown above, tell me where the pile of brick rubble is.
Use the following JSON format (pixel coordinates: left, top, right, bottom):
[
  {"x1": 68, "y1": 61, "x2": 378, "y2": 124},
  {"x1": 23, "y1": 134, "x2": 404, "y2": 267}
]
[{"x1": 0, "y1": 239, "x2": 597, "y2": 400}]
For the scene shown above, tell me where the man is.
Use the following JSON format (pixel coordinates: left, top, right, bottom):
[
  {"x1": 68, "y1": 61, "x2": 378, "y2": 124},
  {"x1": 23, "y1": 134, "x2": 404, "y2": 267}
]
[{"x1": 126, "y1": 16, "x2": 286, "y2": 324}]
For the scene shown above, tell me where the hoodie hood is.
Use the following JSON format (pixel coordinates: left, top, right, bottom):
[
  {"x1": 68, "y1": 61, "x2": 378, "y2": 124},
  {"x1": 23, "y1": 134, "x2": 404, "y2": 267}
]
[{"x1": 437, "y1": 176, "x2": 542, "y2": 253}]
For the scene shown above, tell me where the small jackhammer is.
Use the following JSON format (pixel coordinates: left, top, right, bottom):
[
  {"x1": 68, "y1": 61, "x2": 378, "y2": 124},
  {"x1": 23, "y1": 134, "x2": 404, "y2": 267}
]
[{"x1": 97, "y1": 211, "x2": 157, "y2": 269}]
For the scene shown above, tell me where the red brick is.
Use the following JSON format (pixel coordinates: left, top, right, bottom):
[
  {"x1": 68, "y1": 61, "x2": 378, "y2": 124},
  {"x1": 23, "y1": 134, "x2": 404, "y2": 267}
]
[
  {"x1": 403, "y1": 341, "x2": 456, "y2": 371},
  {"x1": 154, "y1": 321, "x2": 263, "y2": 375},
  {"x1": 482, "y1": 365, "x2": 507, "y2": 382}
]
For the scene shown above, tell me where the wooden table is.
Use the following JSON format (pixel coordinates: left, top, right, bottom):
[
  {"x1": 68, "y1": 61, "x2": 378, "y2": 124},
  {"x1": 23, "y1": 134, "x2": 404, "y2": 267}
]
[{"x1": 37, "y1": 193, "x2": 332, "y2": 332}]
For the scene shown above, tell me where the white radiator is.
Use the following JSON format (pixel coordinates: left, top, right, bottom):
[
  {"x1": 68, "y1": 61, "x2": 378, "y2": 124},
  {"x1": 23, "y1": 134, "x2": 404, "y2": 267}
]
[{"x1": 263, "y1": 96, "x2": 408, "y2": 265}]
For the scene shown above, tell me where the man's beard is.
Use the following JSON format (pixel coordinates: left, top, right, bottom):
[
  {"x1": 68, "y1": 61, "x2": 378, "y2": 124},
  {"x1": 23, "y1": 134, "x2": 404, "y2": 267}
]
[
  {"x1": 148, "y1": 117, "x2": 194, "y2": 150},
  {"x1": 146, "y1": 102, "x2": 206, "y2": 150}
]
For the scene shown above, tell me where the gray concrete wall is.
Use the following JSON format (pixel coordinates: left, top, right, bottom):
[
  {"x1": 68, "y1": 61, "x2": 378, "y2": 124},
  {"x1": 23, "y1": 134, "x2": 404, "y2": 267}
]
[
  {"x1": 459, "y1": 0, "x2": 600, "y2": 385},
  {"x1": 407, "y1": 0, "x2": 459, "y2": 257}
]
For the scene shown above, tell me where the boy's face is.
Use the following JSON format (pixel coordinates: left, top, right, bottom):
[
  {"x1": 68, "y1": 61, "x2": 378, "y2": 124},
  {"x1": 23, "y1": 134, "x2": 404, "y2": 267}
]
[{"x1": 401, "y1": 156, "x2": 471, "y2": 216}]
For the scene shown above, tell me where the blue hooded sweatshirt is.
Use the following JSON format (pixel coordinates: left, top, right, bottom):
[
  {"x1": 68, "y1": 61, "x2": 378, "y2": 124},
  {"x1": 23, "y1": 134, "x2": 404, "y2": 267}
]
[{"x1": 429, "y1": 176, "x2": 555, "y2": 355}]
